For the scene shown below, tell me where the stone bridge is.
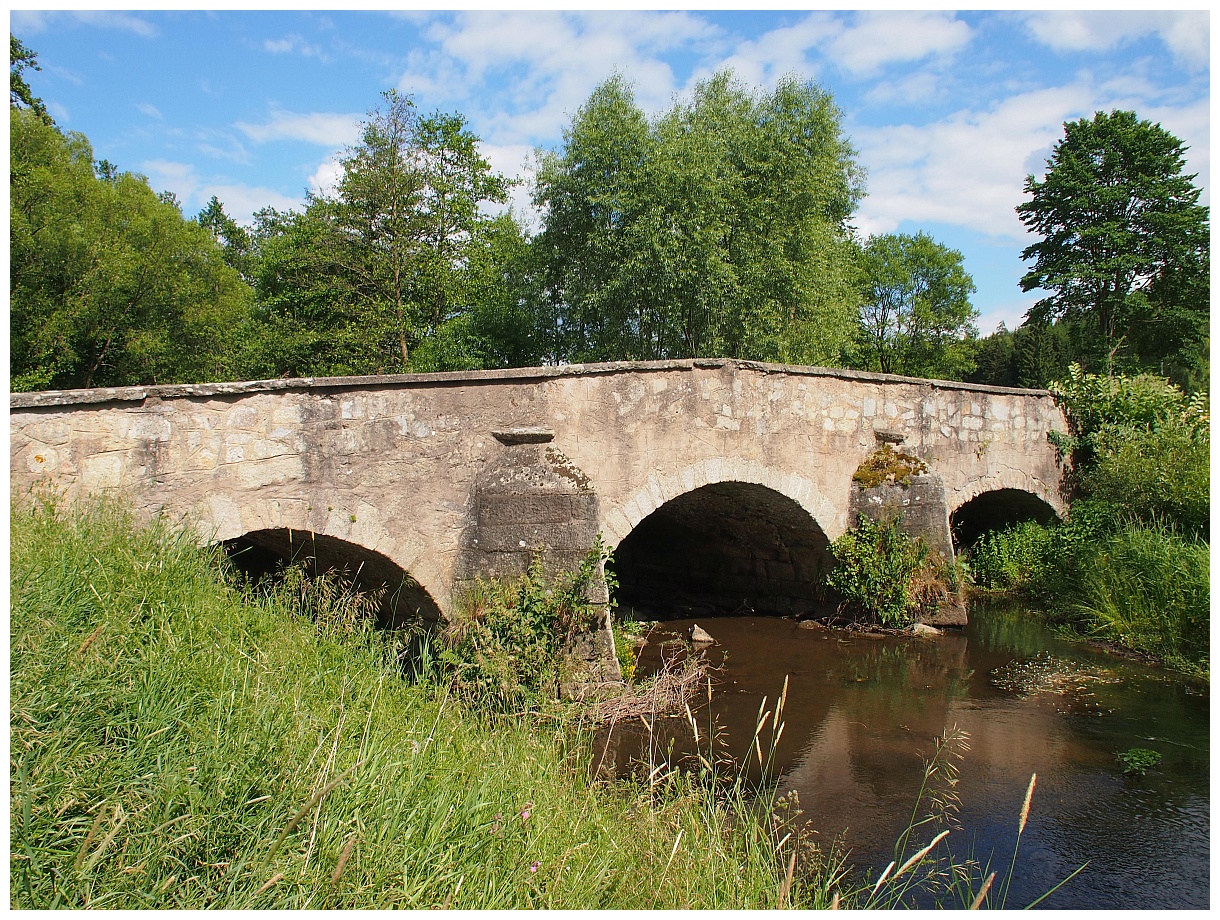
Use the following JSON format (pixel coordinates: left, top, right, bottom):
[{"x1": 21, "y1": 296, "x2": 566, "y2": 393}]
[{"x1": 10, "y1": 359, "x2": 1067, "y2": 668}]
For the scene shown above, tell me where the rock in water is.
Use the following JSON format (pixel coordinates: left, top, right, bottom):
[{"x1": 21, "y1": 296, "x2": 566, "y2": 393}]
[
  {"x1": 913, "y1": 623, "x2": 942, "y2": 637},
  {"x1": 689, "y1": 624, "x2": 715, "y2": 644}
]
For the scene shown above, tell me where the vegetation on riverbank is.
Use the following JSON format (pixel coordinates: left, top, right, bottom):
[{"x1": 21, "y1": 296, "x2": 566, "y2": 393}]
[
  {"x1": 11, "y1": 497, "x2": 852, "y2": 909},
  {"x1": 964, "y1": 366, "x2": 1209, "y2": 679}
]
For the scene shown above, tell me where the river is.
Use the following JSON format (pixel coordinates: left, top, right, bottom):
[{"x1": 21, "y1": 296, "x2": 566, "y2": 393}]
[{"x1": 598, "y1": 601, "x2": 1209, "y2": 909}]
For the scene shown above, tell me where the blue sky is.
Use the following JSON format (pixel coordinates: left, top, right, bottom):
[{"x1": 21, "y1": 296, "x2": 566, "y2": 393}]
[{"x1": 11, "y1": 9, "x2": 1210, "y2": 334}]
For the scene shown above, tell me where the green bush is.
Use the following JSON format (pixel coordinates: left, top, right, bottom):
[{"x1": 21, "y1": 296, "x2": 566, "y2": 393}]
[
  {"x1": 438, "y1": 550, "x2": 604, "y2": 709},
  {"x1": 967, "y1": 520, "x2": 1055, "y2": 593},
  {"x1": 1086, "y1": 422, "x2": 1209, "y2": 537},
  {"x1": 1049, "y1": 363, "x2": 1209, "y2": 537},
  {"x1": 826, "y1": 516, "x2": 953, "y2": 628}
]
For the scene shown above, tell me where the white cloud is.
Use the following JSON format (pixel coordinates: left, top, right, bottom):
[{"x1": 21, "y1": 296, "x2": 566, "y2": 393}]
[
  {"x1": 853, "y1": 74, "x2": 1210, "y2": 247},
  {"x1": 480, "y1": 143, "x2": 539, "y2": 227},
  {"x1": 138, "y1": 159, "x2": 302, "y2": 223},
  {"x1": 140, "y1": 159, "x2": 201, "y2": 202},
  {"x1": 11, "y1": 10, "x2": 158, "y2": 38},
  {"x1": 397, "y1": 11, "x2": 721, "y2": 147},
  {"x1": 136, "y1": 102, "x2": 162, "y2": 119},
  {"x1": 263, "y1": 33, "x2": 324, "y2": 59},
  {"x1": 1022, "y1": 11, "x2": 1209, "y2": 70},
  {"x1": 853, "y1": 83, "x2": 1103, "y2": 241},
  {"x1": 706, "y1": 13, "x2": 836, "y2": 88},
  {"x1": 977, "y1": 297, "x2": 1039, "y2": 337},
  {"x1": 196, "y1": 131, "x2": 251, "y2": 166},
  {"x1": 703, "y1": 11, "x2": 971, "y2": 89},
  {"x1": 308, "y1": 156, "x2": 345, "y2": 198},
  {"x1": 826, "y1": 11, "x2": 972, "y2": 77},
  {"x1": 236, "y1": 108, "x2": 360, "y2": 146}
]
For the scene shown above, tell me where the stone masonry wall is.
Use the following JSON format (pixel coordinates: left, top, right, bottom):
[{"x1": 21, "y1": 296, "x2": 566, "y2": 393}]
[{"x1": 10, "y1": 360, "x2": 1068, "y2": 619}]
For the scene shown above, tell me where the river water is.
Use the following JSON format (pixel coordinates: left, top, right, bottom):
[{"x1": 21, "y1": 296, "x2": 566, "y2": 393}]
[{"x1": 599, "y1": 601, "x2": 1209, "y2": 909}]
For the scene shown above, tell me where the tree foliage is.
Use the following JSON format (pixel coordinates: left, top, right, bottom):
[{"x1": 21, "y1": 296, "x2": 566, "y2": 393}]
[
  {"x1": 10, "y1": 107, "x2": 251, "y2": 390},
  {"x1": 243, "y1": 91, "x2": 516, "y2": 378},
  {"x1": 968, "y1": 321, "x2": 1072, "y2": 389},
  {"x1": 1017, "y1": 110, "x2": 1209, "y2": 377},
  {"x1": 10, "y1": 34, "x2": 50, "y2": 123},
  {"x1": 1049, "y1": 363, "x2": 1209, "y2": 537},
  {"x1": 855, "y1": 231, "x2": 977, "y2": 378},
  {"x1": 533, "y1": 72, "x2": 864, "y2": 365}
]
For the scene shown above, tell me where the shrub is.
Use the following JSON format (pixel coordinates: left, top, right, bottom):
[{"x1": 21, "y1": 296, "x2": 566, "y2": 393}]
[
  {"x1": 438, "y1": 549, "x2": 604, "y2": 709},
  {"x1": 1085, "y1": 423, "x2": 1209, "y2": 538},
  {"x1": 967, "y1": 520, "x2": 1055, "y2": 593},
  {"x1": 1049, "y1": 363, "x2": 1209, "y2": 537},
  {"x1": 826, "y1": 516, "x2": 952, "y2": 628}
]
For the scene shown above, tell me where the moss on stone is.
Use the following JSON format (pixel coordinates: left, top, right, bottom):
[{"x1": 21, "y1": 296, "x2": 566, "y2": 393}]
[{"x1": 852, "y1": 443, "x2": 928, "y2": 489}]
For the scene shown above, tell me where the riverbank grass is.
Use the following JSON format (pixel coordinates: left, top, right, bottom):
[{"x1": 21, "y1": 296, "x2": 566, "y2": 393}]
[{"x1": 10, "y1": 498, "x2": 842, "y2": 909}]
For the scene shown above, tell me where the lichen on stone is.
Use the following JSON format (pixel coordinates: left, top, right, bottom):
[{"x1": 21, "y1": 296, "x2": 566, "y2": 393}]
[{"x1": 852, "y1": 443, "x2": 928, "y2": 489}]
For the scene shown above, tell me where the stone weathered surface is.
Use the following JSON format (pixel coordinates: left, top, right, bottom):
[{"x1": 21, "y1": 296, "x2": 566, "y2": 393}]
[{"x1": 10, "y1": 359, "x2": 1068, "y2": 630}]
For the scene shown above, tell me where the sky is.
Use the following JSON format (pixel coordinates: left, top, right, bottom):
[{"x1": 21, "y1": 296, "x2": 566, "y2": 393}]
[{"x1": 10, "y1": 8, "x2": 1211, "y2": 335}]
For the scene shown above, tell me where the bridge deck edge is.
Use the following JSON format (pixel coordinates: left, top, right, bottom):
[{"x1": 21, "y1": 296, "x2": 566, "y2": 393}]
[{"x1": 9, "y1": 358, "x2": 1054, "y2": 410}]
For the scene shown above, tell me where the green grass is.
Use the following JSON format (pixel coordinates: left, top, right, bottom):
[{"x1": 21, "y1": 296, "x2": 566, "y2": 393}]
[
  {"x1": 10, "y1": 497, "x2": 846, "y2": 909},
  {"x1": 1070, "y1": 523, "x2": 1209, "y2": 678}
]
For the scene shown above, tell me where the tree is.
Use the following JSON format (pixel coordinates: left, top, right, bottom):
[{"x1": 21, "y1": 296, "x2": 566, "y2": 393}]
[
  {"x1": 533, "y1": 71, "x2": 864, "y2": 365},
  {"x1": 196, "y1": 195, "x2": 255, "y2": 283},
  {"x1": 855, "y1": 232, "x2": 977, "y2": 378},
  {"x1": 10, "y1": 107, "x2": 251, "y2": 390},
  {"x1": 10, "y1": 34, "x2": 50, "y2": 123},
  {"x1": 244, "y1": 91, "x2": 514, "y2": 377},
  {"x1": 1016, "y1": 110, "x2": 1209, "y2": 376}
]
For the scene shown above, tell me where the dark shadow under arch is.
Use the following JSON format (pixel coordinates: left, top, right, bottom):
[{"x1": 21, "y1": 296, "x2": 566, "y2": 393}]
[
  {"x1": 222, "y1": 529, "x2": 441, "y2": 627},
  {"x1": 609, "y1": 481, "x2": 834, "y2": 619},
  {"x1": 950, "y1": 489, "x2": 1058, "y2": 552}
]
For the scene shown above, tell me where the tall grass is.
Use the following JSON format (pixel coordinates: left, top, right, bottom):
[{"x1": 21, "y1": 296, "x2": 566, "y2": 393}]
[
  {"x1": 10, "y1": 497, "x2": 842, "y2": 909},
  {"x1": 1071, "y1": 523, "x2": 1209, "y2": 677}
]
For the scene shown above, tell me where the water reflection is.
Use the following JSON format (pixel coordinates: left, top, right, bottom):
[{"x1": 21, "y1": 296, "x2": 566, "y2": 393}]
[{"x1": 602, "y1": 602, "x2": 1209, "y2": 909}]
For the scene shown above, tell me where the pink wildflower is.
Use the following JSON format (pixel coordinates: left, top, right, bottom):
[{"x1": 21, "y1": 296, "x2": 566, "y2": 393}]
[{"x1": 529, "y1": 861, "x2": 541, "y2": 873}]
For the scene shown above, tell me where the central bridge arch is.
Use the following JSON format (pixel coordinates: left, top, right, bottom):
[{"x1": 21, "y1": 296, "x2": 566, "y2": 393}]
[{"x1": 603, "y1": 462, "x2": 839, "y2": 619}]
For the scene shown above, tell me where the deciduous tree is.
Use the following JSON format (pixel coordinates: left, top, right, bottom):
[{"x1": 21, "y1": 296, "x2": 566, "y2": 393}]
[
  {"x1": 856, "y1": 232, "x2": 977, "y2": 378},
  {"x1": 533, "y1": 72, "x2": 863, "y2": 365},
  {"x1": 1016, "y1": 110, "x2": 1209, "y2": 377},
  {"x1": 10, "y1": 108, "x2": 251, "y2": 390},
  {"x1": 245, "y1": 91, "x2": 514, "y2": 377}
]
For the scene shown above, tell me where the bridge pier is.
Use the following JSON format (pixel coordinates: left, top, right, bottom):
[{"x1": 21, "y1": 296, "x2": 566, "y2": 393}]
[{"x1": 454, "y1": 426, "x2": 621, "y2": 696}]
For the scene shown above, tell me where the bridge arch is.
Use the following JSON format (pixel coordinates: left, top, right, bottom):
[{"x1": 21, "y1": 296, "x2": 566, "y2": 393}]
[
  {"x1": 600, "y1": 460, "x2": 840, "y2": 551},
  {"x1": 949, "y1": 469, "x2": 1065, "y2": 522},
  {"x1": 606, "y1": 468, "x2": 836, "y2": 619},
  {"x1": 223, "y1": 528, "x2": 442, "y2": 626},
  {"x1": 949, "y1": 487, "x2": 1060, "y2": 553},
  {"x1": 194, "y1": 492, "x2": 447, "y2": 622}
]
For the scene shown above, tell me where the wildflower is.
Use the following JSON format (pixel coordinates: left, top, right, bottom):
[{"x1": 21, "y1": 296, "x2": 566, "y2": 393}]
[
  {"x1": 529, "y1": 861, "x2": 541, "y2": 873},
  {"x1": 520, "y1": 802, "x2": 533, "y2": 822}
]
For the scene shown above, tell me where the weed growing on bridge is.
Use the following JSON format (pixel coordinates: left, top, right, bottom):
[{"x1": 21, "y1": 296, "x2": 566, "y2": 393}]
[
  {"x1": 851, "y1": 444, "x2": 928, "y2": 489},
  {"x1": 825, "y1": 516, "x2": 957, "y2": 628},
  {"x1": 437, "y1": 547, "x2": 606, "y2": 709},
  {"x1": 11, "y1": 497, "x2": 849, "y2": 908}
]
